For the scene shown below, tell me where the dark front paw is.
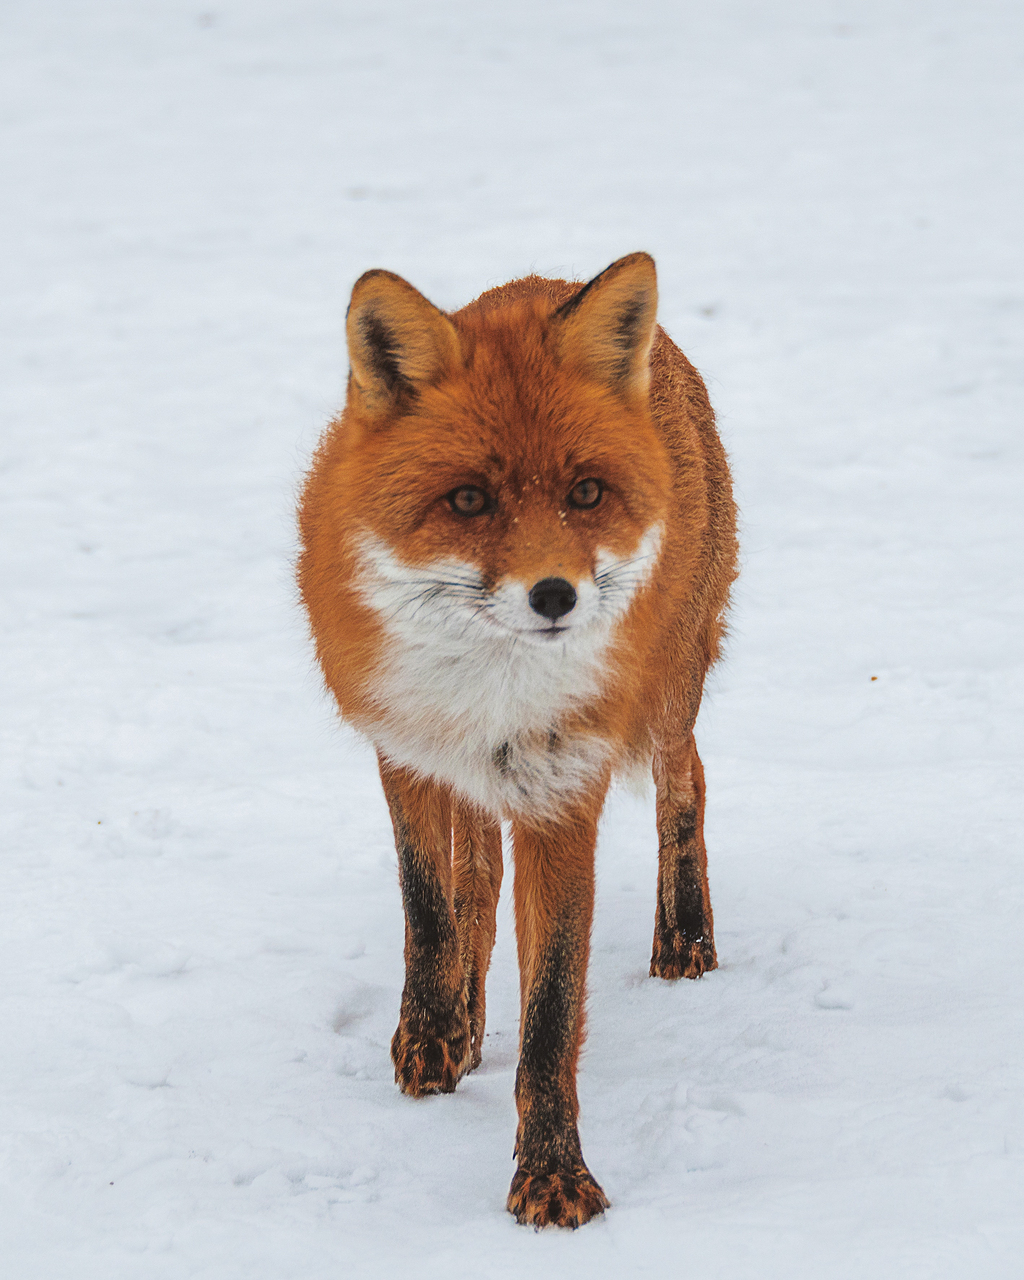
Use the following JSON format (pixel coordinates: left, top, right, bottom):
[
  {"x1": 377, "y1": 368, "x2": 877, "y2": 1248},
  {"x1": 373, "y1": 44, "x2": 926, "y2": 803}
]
[
  {"x1": 507, "y1": 1166, "x2": 610, "y2": 1229},
  {"x1": 650, "y1": 931, "x2": 717, "y2": 980},
  {"x1": 391, "y1": 1000, "x2": 471, "y2": 1097}
]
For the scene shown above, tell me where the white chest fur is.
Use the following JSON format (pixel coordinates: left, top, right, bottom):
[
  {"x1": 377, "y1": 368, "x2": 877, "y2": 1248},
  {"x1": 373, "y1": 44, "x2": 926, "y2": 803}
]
[{"x1": 352, "y1": 529, "x2": 661, "y2": 818}]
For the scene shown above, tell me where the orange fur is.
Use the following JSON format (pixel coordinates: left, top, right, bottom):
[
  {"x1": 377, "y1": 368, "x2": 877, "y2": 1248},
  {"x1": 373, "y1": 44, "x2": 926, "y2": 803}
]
[{"x1": 298, "y1": 253, "x2": 737, "y2": 1227}]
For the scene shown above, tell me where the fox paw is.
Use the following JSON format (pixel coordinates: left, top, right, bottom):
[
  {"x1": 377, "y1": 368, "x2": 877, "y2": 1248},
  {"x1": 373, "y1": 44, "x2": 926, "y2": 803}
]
[
  {"x1": 507, "y1": 1167, "x2": 610, "y2": 1229},
  {"x1": 391, "y1": 1004, "x2": 471, "y2": 1097},
  {"x1": 650, "y1": 934, "x2": 717, "y2": 981},
  {"x1": 468, "y1": 1033, "x2": 483, "y2": 1073}
]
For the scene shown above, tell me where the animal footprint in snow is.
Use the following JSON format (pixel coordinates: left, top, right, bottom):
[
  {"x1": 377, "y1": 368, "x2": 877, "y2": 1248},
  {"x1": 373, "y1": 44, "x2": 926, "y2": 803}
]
[{"x1": 814, "y1": 982, "x2": 854, "y2": 1010}]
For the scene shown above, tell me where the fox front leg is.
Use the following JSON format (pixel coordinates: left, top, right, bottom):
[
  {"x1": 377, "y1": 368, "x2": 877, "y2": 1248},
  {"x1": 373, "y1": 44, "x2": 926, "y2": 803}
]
[
  {"x1": 452, "y1": 801, "x2": 503, "y2": 1070},
  {"x1": 507, "y1": 798, "x2": 611, "y2": 1228},
  {"x1": 378, "y1": 757, "x2": 471, "y2": 1096}
]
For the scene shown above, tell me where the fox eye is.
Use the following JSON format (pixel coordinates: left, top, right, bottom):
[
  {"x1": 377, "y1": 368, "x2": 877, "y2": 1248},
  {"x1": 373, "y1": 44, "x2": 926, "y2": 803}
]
[
  {"x1": 448, "y1": 485, "x2": 490, "y2": 516},
  {"x1": 568, "y1": 478, "x2": 602, "y2": 510}
]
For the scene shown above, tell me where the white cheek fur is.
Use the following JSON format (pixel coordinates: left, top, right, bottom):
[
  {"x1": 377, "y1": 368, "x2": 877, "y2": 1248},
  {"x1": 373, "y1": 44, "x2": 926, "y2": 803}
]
[{"x1": 351, "y1": 525, "x2": 662, "y2": 817}]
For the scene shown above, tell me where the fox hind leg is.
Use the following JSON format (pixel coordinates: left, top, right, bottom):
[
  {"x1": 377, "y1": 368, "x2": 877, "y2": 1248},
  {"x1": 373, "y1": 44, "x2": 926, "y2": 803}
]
[
  {"x1": 452, "y1": 802, "x2": 503, "y2": 1070},
  {"x1": 650, "y1": 731, "x2": 717, "y2": 980},
  {"x1": 378, "y1": 756, "x2": 472, "y2": 1096}
]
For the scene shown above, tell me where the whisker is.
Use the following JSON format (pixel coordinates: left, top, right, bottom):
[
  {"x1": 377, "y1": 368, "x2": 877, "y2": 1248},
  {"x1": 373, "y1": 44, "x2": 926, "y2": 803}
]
[
  {"x1": 594, "y1": 553, "x2": 656, "y2": 587},
  {"x1": 373, "y1": 577, "x2": 491, "y2": 628}
]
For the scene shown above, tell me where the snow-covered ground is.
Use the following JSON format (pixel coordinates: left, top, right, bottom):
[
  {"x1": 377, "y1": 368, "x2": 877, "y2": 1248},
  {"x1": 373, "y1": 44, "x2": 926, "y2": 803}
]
[{"x1": 2, "y1": 1, "x2": 1023, "y2": 1275}]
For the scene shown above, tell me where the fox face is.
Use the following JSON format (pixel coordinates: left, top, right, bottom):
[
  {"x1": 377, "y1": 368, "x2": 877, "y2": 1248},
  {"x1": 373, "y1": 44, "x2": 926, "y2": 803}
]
[
  {"x1": 348, "y1": 358, "x2": 671, "y2": 646},
  {"x1": 330, "y1": 257, "x2": 673, "y2": 814}
]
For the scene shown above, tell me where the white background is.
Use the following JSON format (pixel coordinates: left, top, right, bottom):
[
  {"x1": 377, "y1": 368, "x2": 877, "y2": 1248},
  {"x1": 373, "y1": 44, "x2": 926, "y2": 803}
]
[{"x1": 2, "y1": 1, "x2": 1022, "y2": 1275}]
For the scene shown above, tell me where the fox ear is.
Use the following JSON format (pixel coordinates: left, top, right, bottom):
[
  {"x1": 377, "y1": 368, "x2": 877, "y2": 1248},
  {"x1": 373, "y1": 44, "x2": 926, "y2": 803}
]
[
  {"x1": 346, "y1": 270, "x2": 461, "y2": 419},
  {"x1": 552, "y1": 252, "x2": 658, "y2": 399}
]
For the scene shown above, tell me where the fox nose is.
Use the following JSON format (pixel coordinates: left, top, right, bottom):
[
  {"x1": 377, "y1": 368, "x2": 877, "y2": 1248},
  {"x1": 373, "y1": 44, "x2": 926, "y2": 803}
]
[{"x1": 528, "y1": 577, "x2": 577, "y2": 621}]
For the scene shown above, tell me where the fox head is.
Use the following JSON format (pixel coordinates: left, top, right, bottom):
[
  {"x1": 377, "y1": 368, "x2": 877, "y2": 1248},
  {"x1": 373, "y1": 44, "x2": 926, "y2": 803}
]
[{"x1": 337, "y1": 253, "x2": 672, "y2": 655}]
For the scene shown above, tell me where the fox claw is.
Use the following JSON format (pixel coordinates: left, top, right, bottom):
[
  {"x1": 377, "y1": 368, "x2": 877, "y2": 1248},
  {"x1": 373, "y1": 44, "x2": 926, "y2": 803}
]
[
  {"x1": 508, "y1": 1167, "x2": 609, "y2": 1229},
  {"x1": 650, "y1": 934, "x2": 717, "y2": 980},
  {"x1": 391, "y1": 1003, "x2": 471, "y2": 1096}
]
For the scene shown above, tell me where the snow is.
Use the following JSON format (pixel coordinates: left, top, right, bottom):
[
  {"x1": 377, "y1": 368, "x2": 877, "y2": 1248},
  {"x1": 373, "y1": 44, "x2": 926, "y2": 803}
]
[{"x1": 2, "y1": 0, "x2": 1022, "y2": 1275}]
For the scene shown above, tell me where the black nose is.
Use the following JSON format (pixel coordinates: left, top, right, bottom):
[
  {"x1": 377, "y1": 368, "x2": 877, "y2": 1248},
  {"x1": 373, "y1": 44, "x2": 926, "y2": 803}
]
[{"x1": 528, "y1": 577, "x2": 577, "y2": 621}]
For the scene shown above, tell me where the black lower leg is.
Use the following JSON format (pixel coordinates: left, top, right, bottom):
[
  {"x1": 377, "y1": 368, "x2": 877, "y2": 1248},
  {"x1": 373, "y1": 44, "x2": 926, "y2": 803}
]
[
  {"x1": 651, "y1": 803, "x2": 716, "y2": 979},
  {"x1": 508, "y1": 925, "x2": 609, "y2": 1228},
  {"x1": 514, "y1": 927, "x2": 584, "y2": 1171},
  {"x1": 392, "y1": 833, "x2": 470, "y2": 1095}
]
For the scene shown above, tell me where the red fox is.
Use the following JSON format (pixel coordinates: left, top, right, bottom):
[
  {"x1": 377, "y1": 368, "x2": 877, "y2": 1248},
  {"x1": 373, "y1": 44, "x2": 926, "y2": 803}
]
[{"x1": 298, "y1": 253, "x2": 737, "y2": 1228}]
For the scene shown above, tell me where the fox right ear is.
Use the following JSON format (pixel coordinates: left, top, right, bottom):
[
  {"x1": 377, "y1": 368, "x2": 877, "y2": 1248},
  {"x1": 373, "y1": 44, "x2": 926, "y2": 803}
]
[
  {"x1": 345, "y1": 270, "x2": 461, "y2": 420},
  {"x1": 552, "y1": 252, "x2": 658, "y2": 400}
]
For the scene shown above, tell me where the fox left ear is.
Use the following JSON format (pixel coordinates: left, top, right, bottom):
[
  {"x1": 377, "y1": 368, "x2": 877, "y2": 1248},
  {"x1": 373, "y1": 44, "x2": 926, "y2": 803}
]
[
  {"x1": 345, "y1": 269, "x2": 462, "y2": 421},
  {"x1": 551, "y1": 252, "x2": 658, "y2": 399}
]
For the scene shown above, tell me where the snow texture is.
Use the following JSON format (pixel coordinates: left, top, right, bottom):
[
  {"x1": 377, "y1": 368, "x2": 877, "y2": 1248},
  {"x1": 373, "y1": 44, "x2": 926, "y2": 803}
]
[{"x1": 2, "y1": 1, "x2": 1022, "y2": 1276}]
